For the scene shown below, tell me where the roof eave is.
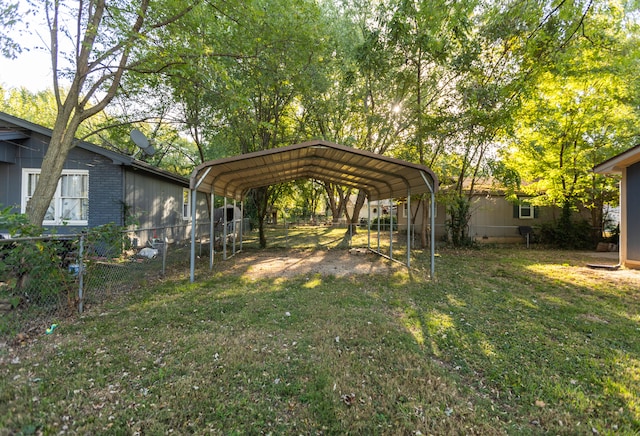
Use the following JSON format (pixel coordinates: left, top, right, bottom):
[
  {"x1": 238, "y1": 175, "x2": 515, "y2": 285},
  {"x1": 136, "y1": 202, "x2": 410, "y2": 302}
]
[{"x1": 593, "y1": 144, "x2": 640, "y2": 175}]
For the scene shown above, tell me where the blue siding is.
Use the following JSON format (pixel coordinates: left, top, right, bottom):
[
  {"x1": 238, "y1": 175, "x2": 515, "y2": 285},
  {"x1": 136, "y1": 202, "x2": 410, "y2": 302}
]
[
  {"x1": 0, "y1": 125, "x2": 177, "y2": 234},
  {"x1": 1, "y1": 113, "x2": 197, "y2": 236},
  {"x1": 627, "y1": 162, "x2": 640, "y2": 262},
  {"x1": 0, "y1": 131, "x2": 125, "y2": 233},
  {"x1": 124, "y1": 168, "x2": 186, "y2": 229},
  {"x1": 0, "y1": 161, "x2": 20, "y2": 211},
  {"x1": 87, "y1": 154, "x2": 124, "y2": 228}
]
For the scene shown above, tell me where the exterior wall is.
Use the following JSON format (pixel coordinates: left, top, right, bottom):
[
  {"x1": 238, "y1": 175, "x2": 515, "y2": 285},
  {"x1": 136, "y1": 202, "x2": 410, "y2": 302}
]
[
  {"x1": 396, "y1": 198, "x2": 445, "y2": 240},
  {"x1": 467, "y1": 195, "x2": 557, "y2": 243},
  {"x1": 123, "y1": 168, "x2": 210, "y2": 245},
  {"x1": 399, "y1": 194, "x2": 592, "y2": 244},
  {"x1": 84, "y1": 153, "x2": 124, "y2": 229},
  {"x1": 124, "y1": 167, "x2": 186, "y2": 230},
  {"x1": 0, "y1": 131, "x2": 50, "y2": 212},
  {"x1": 0, "y1": 161, "x2": 20, "y2": 211},
  {"x1": 0, "y1": 131, "x2": 124, "y2": 234},
  {"x1": 625, "y1": 162, "x2": 640, "y2": 268},
  {"x1": 0, "y1": 115, "x2": 201, "y2": 241}
]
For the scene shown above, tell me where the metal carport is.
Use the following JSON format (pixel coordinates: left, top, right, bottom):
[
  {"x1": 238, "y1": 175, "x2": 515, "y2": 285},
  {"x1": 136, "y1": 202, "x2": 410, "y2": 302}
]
[{"x1": 188, "y1": 140, "x2": 438, "y2": 281}]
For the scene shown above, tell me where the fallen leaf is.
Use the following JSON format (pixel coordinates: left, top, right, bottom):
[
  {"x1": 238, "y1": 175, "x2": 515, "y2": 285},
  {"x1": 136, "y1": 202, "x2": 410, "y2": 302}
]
[{"x1": 341, "y1": 393, "x2": 355, "y2": 406}]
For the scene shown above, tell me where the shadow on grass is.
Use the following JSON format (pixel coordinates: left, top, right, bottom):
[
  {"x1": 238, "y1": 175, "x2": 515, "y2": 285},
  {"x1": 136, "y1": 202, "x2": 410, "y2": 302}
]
[
  {"x1": 2, "y1": 244, "x2": 638, "y2": 434},
  {"x1": 399, "y1": 248, "x2": 639, "y2": 434}
]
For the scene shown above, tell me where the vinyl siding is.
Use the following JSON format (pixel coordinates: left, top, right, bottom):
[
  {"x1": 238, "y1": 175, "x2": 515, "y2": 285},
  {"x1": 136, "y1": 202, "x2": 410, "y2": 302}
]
[{"x1": 627, "y1": 162, "x2": 640, "y2": 262}]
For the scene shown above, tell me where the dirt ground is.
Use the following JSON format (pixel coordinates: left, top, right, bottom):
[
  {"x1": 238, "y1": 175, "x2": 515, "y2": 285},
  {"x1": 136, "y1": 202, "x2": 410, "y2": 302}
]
[
  {"x1": 226, "y1": 248, "x2": 403, "y2": 279},
  {"x1": 221, "y1": 248, "x2": 640, "y2": 283}
]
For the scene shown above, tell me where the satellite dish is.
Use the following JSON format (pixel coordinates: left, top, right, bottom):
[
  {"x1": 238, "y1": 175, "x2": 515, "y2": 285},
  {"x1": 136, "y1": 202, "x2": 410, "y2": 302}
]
[
  {"x1": 130, "y1": 129, "x2": 156, "y2": 156},
  {"x1": 130, "y1": 129, "x2": 150, "y2": 149}
]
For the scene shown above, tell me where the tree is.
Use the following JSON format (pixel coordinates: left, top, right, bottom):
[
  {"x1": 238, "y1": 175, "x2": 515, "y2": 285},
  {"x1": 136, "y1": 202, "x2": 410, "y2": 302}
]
[
  {"x1": 499, "y1": 0, "x2": 640, "y2": 239},
  {"x1": 23, "y1": 0, "x2": 199, "y2": 226},
  {"x1": 0, "y1": 0, "x2": 24, "y2": 59},
  {"x1": 199, "y1": 0, "x2": 332, "y2": 247},
  {"x1": 1, "y1": 87, "x2": 59, "y2": 127},
  {"x1": 377, "y1": 0, "x2": 613, "y2": 246}
]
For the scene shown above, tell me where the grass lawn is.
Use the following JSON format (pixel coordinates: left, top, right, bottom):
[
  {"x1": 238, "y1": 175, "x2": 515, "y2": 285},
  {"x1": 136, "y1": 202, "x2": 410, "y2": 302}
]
[{"x1": 1, "y1": 227, "x2": 638, "y2": 434}]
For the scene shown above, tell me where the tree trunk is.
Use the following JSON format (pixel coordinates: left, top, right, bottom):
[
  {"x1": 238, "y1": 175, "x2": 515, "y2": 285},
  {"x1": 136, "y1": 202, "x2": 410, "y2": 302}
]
[
  {"x1": 419, "y1": 197, "x2": 428, "y2": 249},
  {"x1": 26, "y1": 114, "x2": 81, "y2": 225},
  {"x1": 253, "y1": 186, "x2": 269, "y2": 248},
  {"x1": 348, "y1": 190, "x2": 367, "y2": 234},
  {"x1": 258, "y1": 214, "x2": 267, "y2": 248}
]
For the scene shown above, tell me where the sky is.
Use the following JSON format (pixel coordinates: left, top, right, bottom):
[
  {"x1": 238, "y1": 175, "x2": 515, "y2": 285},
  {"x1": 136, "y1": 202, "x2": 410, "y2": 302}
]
[
  {"x1": 0, "y1": 48, "x2": 54, "y2": 92},
  {"x1": 0, "y1": 2, "x2": 56, "y2": 92}
]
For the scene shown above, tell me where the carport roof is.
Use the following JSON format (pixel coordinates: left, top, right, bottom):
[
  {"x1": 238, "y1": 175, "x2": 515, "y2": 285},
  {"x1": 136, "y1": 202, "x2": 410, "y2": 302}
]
[{"x1": 190, "y1": 140, "x2": 438, "y2": 201}]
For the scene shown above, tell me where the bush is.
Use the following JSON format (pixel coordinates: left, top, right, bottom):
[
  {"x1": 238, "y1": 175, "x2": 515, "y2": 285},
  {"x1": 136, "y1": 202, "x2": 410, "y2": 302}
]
[
  {"x1": 445, "y1": 196, "x2": 474, "y2": 247},
  {"x1": 0, "y1": 206, "x2": 76, "y2": 308},
  {"x1": 85, "y1": 223, "x2": 132, "y2": 259},
  {"x1": 538, "y1": 203, "x2": 594, "y2": 250},
  {"x1": 370, "y1": 215, "x2": 398, "y2": 231}
]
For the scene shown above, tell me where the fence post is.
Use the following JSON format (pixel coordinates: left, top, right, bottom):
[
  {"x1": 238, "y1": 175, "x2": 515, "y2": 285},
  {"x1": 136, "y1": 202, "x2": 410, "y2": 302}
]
[
  {"x1": 162, "y1": 228, "x2": 168, "y2": 276},
  {"x1": 78, "y1": 233, "x2": 84, "y2": 314}
]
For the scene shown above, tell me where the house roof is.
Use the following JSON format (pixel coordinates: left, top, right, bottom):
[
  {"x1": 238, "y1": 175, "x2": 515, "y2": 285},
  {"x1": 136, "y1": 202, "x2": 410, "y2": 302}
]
[
  {"x1": 190, "y1": 140, "x2": 438, "y2": 201},
  {"x1": 0, "y1": 111, "x2": 188, "y2": 185},
  {"x1": 593, "y1": 144, "x2": 640, "y2": 174}
]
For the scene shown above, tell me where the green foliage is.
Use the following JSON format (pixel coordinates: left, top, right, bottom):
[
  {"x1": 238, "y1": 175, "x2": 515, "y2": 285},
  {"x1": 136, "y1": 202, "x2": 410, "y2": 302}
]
[
  {"x1": 370, "y1": 215, "x2": 398, "y2": 231},
  {"x1": 0, "y1": 207, "x2": 75, "y2": 308},
  {"x1": 0, "y1": 204, "x2": 42, "y2": 237},
  {"x1": 85, "y1": 223, "x2": 131, "y2": 260},
  {"x1": 0, "y1": 0, "x2": 23, "y2": 59},
  {"x1": 444, "y1": 195, "x2": 474, "y2": 247},
  {"x1": 4, "y1": 0, "x2": 640, "y2": 239},
  {"x1": 498, "y1": 2, "x2": 640, "y2": 230},
  {"x1": 538, "y1": 203, "x2": 595, "y2": 249},
  {"x1": 0, "y1": 88, "x2": 58, "y2": 128}
]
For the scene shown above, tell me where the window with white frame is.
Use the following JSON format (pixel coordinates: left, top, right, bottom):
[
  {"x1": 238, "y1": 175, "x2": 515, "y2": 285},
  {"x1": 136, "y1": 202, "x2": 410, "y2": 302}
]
[
  {"x1": 22, "y1": 169, "x2": 88, "y2": 225},
  {"x1": 182, "y1": 188, "x2": 191, "y2": 220},
  {"x1": 519, "y1": 198, "x2": 534, "y2": 219}
]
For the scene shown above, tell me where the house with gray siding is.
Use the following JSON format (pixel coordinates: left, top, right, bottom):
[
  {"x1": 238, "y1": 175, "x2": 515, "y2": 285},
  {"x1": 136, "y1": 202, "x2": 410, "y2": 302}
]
[
  {"x1": 397, "y1": 179, "x2": 593, "y2": 245},
  {"x1": 594, "y1": 144, "x2": 640, "y2": 270},
  {"x1": 398, "y1": 194, "x2": 555, "y2": 244},
  {"x1": 0, "y1": 111, "x2": 206, "y2": 243}
]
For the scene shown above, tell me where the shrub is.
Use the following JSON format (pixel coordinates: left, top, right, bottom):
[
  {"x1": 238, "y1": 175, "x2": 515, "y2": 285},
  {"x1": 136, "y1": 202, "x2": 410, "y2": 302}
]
[
  {"x1": 445, "y1": 196, "x2": 474, "y2": 247},
  {"x1": 85, "y1": 223, "x2": 132, "y2": 259},
  {"x1": 370, "y1": 215, "x2": 398, "y2": 231},
  {"x1": 538, "y1": 203, "x2": 594, "y2": 249},
  {"x1": 0, "y1": 206, "x2": 76, "y2": 308}
]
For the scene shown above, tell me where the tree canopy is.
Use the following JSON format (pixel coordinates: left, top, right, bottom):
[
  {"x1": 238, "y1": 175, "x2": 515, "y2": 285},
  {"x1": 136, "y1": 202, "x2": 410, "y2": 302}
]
[{"x1": 1, "y1": 0, "x2": 638, "y2": 244}]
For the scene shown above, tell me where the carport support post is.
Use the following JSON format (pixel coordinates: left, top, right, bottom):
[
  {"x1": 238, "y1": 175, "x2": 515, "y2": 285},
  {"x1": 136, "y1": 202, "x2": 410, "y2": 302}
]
[
  {"x1": 223, "y1": 197, "x2": 228, "y2": 260},
  {"x1": 430, "y1": 189, "x2": 435, "y2": 277},
  {"x1": 240, "y1": 200, "x2": 244, "y2": 251},
  {"x1": 232, "y1": 199, "x2": 237, "y2": 255},
  {"x1": 210, "y1": 192, "x2": 215, "y2": 270},
  {"x1": 407, "y1": 190, "x2": 411, "y2": 268},
  {"x1": 367, "y1": 197, "x2": 371, "y2": 250},
  {"x1": 389, "y1": 198, "x2": 394, "y2": 260},
  {"x1": 419, "y1": 171, "x2": 436, "y2": 278},
  {"x1": 190, "y1": 188, "x2": 197, "y2": 282},
  {"x1": 377, "y1": 201, "x2": 381, "y2": 253}
]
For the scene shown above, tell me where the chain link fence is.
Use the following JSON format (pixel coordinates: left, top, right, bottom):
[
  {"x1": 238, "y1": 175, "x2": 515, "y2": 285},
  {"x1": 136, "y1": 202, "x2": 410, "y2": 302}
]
[
  {"x1": 1, "y1": 219, "x2": 426, "y2": 339},
  {"x1": 0, "y1": 223, "x2": 213, "y2": 339}
]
